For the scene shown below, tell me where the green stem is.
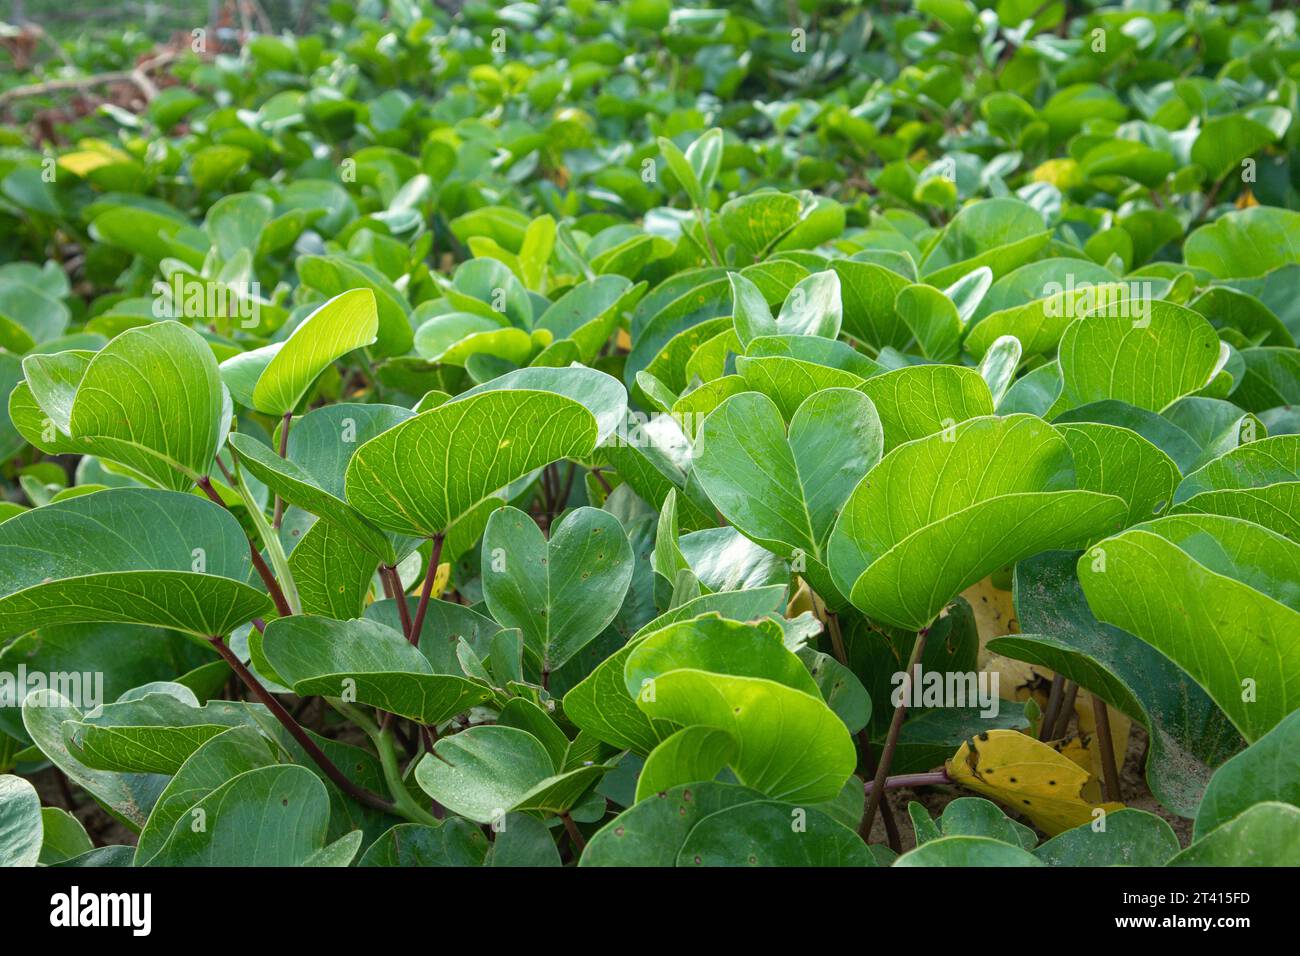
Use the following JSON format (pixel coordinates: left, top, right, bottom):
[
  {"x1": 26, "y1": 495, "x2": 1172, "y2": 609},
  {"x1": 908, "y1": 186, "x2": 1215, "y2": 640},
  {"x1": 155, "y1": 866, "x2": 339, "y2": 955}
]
[
  {"x1": 230, "y1": 458, "x2": 301, "y2": 615},
  {"x1": 694, "y1": 202, "x2": 721, "y2": 266},
  {"x1": 375, "y1": 727, "x2": 439, "y2": 827},
  {"x1": 197, "y1": 476, "x2": 292, "y2": 618},
  {"x1": 271, "y1": 411, "x2": 291, "y2": 530}
]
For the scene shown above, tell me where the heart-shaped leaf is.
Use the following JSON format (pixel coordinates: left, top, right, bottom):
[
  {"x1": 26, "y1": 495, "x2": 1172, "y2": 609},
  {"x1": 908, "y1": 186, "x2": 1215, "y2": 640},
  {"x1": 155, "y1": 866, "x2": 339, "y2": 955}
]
[
  {"x1": 24, "y1": 322, "x2": 226, "y2": 489},
  {"x1": 481, "y1": 506, "x2": 633, "y2": 674},
  {"x1": 414, "y1": 724, "x2": 606, "y2": 824}
]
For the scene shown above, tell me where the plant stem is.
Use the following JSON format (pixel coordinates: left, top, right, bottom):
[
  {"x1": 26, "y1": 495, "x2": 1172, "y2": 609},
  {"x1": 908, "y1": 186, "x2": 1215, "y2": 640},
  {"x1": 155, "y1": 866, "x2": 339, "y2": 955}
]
[
  {"x1": 196, "y1": 475, "x2": 293, "y2": 618},
  {"x1": 560, "y1": 811, "x2": 586, "y2": 854},
  {"x1": 862, "y1": 768, "x2": 953, "y2": 796},
  {"x1": 857, "y1": 731, "x2": 901, "y2": 853},
  {"x1": 1051, "y1": 681, "x2": 1079, "y2": 739},
  {"x1": 589, "y1": 467, "x2": 613, "y2": 495},
  {"x1": 860, "y1": 622, "x2": 931, "y2": 841},
  {"x1": 407, "y1": 534, "x2": 444, "y2": 648},
  {"x1": 380, "y1": 564, "x2": 413, "y2": 638},
  {"x1": 824, "y1": 609, "x2": 848, "y2": 667},
  {"x1": 1092, "y1": 695, "x2": 1122, "y2": 802},
  {"x1": 230, "y1": 459, "x2": 301, "y2": 615},
  {"x1": 375, "y1": 726, "x2": 439, "y2": 827},
  {"x1": 1039, "y1": 674, "x2": 1065, "y2": 741},
  {"x1": 206, "y1": 635, "x2": 396, "y2": 815},
  {"x1": 271, "y1": 411, "x2": 291, "y2": 530},
  {"x1": 695, "y1": 203, "x2": 721, "y2": 266}
]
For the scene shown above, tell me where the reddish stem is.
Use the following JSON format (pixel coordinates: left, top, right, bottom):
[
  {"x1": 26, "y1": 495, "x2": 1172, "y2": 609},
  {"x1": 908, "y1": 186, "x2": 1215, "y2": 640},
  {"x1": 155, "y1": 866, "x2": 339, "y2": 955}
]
[
  {"x1": 207, "y1": 636, "x2": 394, "y2": 815},
  {"x1": 407, "y1": 534, "x2": 444, "y2": 648}
]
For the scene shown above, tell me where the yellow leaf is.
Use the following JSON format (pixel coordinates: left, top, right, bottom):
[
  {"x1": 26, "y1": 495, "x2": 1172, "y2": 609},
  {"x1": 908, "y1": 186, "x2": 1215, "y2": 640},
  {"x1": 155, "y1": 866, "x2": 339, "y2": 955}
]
[
  {"x1": 962, "y1": 575, "x2": 1018, "y2": 662},
  {"x1": 1031, "y1": 158, "x2": 1083, "y2": 191},
  {"x1": 432, "y1": 561, "x2": 451, "y2": 600},
  {"x1": 946, "y1": 729, "x2": 1123, "y2": 836},
  {"x1": 57, "y1": 151, "x2": 116, "y2": 176},
  {"x1": 786, "y1": 577, "x2": 815, "y2": 619}
]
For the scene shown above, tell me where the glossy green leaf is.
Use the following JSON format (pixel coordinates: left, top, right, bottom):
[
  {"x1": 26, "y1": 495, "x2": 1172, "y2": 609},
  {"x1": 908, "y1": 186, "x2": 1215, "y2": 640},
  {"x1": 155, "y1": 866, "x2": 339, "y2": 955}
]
[
  {"x1": 0, "y1": 488, "x2": 270, "y2": 639},
  {"x1": 829, "y1": 415, "x2": 1126, "y2": 630},
  {"x1": 1079, "y1": 513, "x2": 1300, "y2": 742}
]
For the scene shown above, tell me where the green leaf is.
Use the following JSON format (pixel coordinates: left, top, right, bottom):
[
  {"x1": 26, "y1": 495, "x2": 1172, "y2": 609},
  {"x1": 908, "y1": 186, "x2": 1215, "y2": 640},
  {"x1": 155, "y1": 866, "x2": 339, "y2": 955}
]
[
  {"x1": 134, "y1": 725, "x2": 279, "y2": 865},
  {"x1": 1194, "y1": 710, "x2": 1300, "y2": 840},
  {"x1": 358, "y1": 821, "x2": 490, "y2": 866},
  {"x1": 857, "y1": 364, "x2": 994, "y2": 452},
  {"x1": 24, "y1": 689, "x2": 166, "y2": 831},
  {"x1": 1184, "y1": 208, "x2": 1300, "y2": 280},
  {"x1": 0, "y1": 488, "x2": 270, "y2": 639},
  {"x1": 0, "y1": 774, "x2": 42, "y2": 867},
  {"x1": 414, "y1": 724, "x2": 604, "y2": 824},
  {"x1": 64, "y1": 693, "x2": 246, "y2": 774},
  {"x1": 832, "y1": 258, "x2": 913, "y2": 350},
  {"x1": 536, "y1": 276, "x2": 643, "y2": 363},
  {"x1": 977, "y1": 333, "x2": 1022, "y2": 407},
  {"x1": 1171, "y1": 434, "x2": 1300, "y2": 540},
  {"x1": 1057, "y1": 422, "x2": 1181, "y2": 526},
  {"x1": 776, "y1": 270, "x2": 842, "y2": 339},
  {"x1": 1055, "y1": 301, "x2": 1221, "y2": 414},
  {"x1": 1078, "y1": 513, "x2": 1300, "y2": 742},
  {"x1": 581, "y1": 781, "x2": 870, "y2": 867},
  {"x1": 25, "y1": 322, "x2": 226, "y2": 489},
  {"x1": 1033, "y1": 809, "x2": 1179, "y2": 866},
  {"x1": 893, "y1": 835, "x2": 1044, "y2": 866},
  {"x1": 828, "y1": 415, "x2": 1126, "y2": 630},
  {"x1": 693, "y1": 389, "x2": 882, "y2": 570},
  {"x1": 658, "y1": 136, "x2": 703, "y2": 207},
  {"x1": 38, "y1": 807, "x2": 95, "y2": 865},
  {"x1": 729, "y1": 271, "x2": 775, "y2": 347},
  {"x1": 561, "y1": 589, "x2": 787, "y2": 754},
  {"x1": 243, "y1": 289, "x2": 378, "y2": 415},
  {"x1": 686, "y1": 129, "x2": 723, "y2": 197},
  {"x1": 989, "y1": 549, "x2": 1242, "y2": 817},
  {"x1": 625, "y1": 617, "x2": 856, "y2": 803},
  {"x1": 297, "y1": 255, "x2": 413, "y2": 356},
  {"x1": 896, "y1": 283, "x2": 961, "y2": 362},
  {"x1": 346, "y1": 390, "x2": 600, "y2": 537},
  {"x1": 229, "y1": 403, "x2": 414, "y2": 562},
  {"x1": 674, "y1": 799, "x2": 870, "y2": 866},
  {"x1": 1167, "y1": 802, "x2": 1300, "y2": 866},
  {"x1": 145, "y1": 764, "x2": 340, "y2": 866},
  {"x1": 634, "y1": 726, "x2": 735, "y2": 802},
  {"x1": 258, "y1": 616, "x2": 493, "y2": 724},
  {"x1": 482, "y1": 506, "x2": 634, "y2": 673}
]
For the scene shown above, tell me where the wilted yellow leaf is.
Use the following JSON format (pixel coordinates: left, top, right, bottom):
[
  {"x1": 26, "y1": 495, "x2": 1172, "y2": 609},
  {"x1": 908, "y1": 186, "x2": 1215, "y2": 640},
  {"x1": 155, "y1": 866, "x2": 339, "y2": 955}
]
[{"x1": 946, "y1": 729, "x2": 1123, "y2": 836}]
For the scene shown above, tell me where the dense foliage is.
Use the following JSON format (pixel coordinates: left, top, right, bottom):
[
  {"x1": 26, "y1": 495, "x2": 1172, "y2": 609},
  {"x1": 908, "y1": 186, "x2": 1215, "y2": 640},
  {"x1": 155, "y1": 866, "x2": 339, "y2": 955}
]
[{"x1": 0, "y1": 0, "x2": 1298, "y2": 869}]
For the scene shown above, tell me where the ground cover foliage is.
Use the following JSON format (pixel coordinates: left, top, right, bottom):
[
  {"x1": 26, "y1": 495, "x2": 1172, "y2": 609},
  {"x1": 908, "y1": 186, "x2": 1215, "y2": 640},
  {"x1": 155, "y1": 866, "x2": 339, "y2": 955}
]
[{"x1": 0, "y1": 0, "x2": 1298, "y2": 868}]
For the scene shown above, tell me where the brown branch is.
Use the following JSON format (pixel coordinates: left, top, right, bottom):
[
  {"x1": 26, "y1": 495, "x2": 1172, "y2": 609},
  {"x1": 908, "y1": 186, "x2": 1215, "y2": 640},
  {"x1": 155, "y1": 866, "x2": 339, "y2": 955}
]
[
  {"x1": 0, "y1": 51, "x2": 180, "y2": 109},
  {"x1": 207, "y1": 635, "x2": 396, "y2": 815}
]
